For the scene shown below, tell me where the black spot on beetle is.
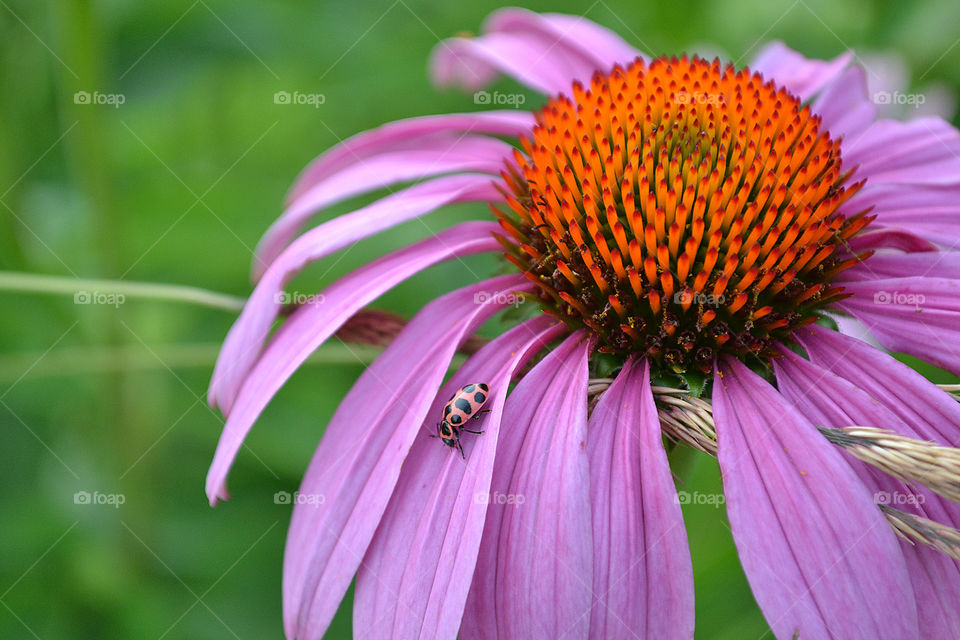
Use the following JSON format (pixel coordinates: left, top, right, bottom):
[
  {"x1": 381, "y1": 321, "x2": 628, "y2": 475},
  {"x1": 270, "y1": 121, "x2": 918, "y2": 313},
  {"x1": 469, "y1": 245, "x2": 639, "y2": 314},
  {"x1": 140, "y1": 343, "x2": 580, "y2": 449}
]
[
  {"x1": 478, "y1": 383, "x2": 489, "y2": 391},
  {"x1": 455, "y1": 398, "x2": 472, "y2": 414},
  {"x1": 444, "y1": 404, "x2": 452, "y2": 416},
  {"x1": 450, "y1": 415, "x2": 462, "y2": 425},
  {"x1": 474, "y1": 392, "x2": 486, "y2": 403},
  {"x1": 462, "y1": 384, "x2": 476, "y2": 393}
]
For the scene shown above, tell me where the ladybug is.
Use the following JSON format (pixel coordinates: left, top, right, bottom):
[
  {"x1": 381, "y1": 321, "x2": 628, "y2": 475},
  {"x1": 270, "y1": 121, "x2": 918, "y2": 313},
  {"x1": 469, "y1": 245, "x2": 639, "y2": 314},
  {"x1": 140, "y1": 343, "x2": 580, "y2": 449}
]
[{"x1": 432, "y1": 383, "x2": 491, "y2": 458}]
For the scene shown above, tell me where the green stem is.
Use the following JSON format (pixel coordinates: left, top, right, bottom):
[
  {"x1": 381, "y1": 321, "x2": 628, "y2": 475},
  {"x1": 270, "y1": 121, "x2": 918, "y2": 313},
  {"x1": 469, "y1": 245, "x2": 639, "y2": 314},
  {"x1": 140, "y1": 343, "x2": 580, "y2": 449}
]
[
  {"x1": 0, "y1": 342, "x2": 396, "y2": 384},
  {"x1": 0, "y1": 271, "x2": 246, "y2": 312},
  {"x1": 57, "y1": 0, "x2": 133, "y2": 492}
]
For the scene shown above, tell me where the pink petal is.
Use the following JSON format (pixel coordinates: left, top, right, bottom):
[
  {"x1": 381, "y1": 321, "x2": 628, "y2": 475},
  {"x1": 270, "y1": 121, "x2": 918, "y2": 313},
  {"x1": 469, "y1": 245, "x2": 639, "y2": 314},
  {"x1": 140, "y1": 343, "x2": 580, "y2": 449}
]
[
  {"x1": 773, "y1": 348, "x2": 960, "y2": 638},
  {"x1": 484, "y1": 9, "x2": 643, "y2": 71},
  {"x1": 750, "y1": 42, "x2": 852, "y2": 100},
  {"x1": 823, "y1": 312, "x2": 883, "y2": 348},
  {"x1": 714, "y1": 357, "x2": 917, "y2": 640},
  {"x1": 285, "y1": 111, "x2": 534, "y2": 205},
  {"x1": 281, "y1": 275, "x2": 533, "y2": 640},
  {"x1": 206, "y1": 222, "x2": 501, "y2": 502},
  {"x1": 209, "y1": 180, "x2": 500, "y2": 412},
  {"x1": 836, "y1": 277, "x2": 960, "y2": 375},
  {"x1": 430, "y1": 9, "x2": 642, "y2": 95},
  {"x1": 812, "y1": 65, "x2": 876, "y2": 140},
  {"x1": 431, "y1": 32, "x2": 590, "y2": 95},
  {"x1": 843, "y1": 183, "x2": 960, "y2": 248},
  {"x1": 838, "y1": 251, "x2": 960, "y2": 282},
  {"x1": 354, "y1": 317, "x2": 567, "y2": 640},
  {"x1": 258, "y1": 154, "x2": 507, "y2": 279},
  {"x1": 795, "y1": 324, "x2": 960, "y2": 447},
  {"x1": 845, "y1": 117, "x2": 960, "y2": 185},
  {"x1": 462, "y1": 331, "x2": 593, "y2": 639},
  {"x1": 842, "y1": 228, "x2": 937, "y2": 254},
  {"x1": 587, "y1": 358, "x2": 694, "y2": 640},
  {"x1": 772, "y1": 343, "x2": 960, "y2": 527}
]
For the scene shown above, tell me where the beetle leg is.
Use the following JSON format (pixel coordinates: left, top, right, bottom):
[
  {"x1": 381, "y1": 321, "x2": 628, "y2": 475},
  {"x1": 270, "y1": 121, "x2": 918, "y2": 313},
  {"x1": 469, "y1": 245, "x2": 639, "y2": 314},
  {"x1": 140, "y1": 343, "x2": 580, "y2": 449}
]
[{"x1": 461, "y1": 428, "x2": 484, "y2": 434}]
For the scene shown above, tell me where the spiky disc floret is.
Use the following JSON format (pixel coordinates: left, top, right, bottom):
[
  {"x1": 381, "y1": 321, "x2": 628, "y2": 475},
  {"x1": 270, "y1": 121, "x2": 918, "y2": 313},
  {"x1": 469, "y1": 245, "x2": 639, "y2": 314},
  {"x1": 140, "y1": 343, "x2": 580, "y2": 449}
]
[{"x1": 494, "y1": 55, "x2": 874, "y2": 372}]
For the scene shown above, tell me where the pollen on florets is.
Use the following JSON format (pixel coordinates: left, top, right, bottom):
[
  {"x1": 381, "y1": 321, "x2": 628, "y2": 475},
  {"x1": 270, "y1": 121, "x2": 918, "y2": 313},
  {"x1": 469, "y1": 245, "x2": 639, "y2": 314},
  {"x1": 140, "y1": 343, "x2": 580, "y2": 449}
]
[{"x1": 493, "y1": 55, "x2": 874, "y2": 372}]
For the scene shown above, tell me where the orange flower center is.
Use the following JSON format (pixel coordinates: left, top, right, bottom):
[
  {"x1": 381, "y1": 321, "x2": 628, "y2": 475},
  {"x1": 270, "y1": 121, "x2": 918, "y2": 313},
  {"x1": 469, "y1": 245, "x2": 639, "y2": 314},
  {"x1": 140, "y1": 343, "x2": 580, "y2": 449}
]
[{"x1": 495, "y1": 55, "x2": 873, "y2": 372}]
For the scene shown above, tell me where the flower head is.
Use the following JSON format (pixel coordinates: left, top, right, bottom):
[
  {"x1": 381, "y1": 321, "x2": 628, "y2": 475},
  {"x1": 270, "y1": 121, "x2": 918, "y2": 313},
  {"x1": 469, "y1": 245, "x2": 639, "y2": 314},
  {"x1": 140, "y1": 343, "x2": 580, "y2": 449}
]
[
  {"x1": 497, "y1": 55, "x2": 870, "y2": 366},
  {"x1": 207, "y1": 8, "x2": 960, "y2": 639}
]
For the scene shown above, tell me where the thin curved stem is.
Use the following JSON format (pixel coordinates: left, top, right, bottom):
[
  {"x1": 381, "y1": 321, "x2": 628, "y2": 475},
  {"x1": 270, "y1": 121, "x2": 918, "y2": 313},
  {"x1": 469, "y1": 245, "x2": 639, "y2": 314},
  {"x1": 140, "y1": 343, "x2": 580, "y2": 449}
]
[
  {"x1": 0, "y1": 342, "x2": 395, "y2": 383},
  {"x1": 0, "y1": 271, "x2": 246, "y2": 312}
]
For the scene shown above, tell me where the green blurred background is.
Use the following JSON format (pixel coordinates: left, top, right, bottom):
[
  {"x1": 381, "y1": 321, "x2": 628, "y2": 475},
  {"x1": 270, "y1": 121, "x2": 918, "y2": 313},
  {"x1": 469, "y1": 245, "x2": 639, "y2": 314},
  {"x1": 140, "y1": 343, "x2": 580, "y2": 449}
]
[{"x1": 2, "y1": 1, "x2": 959, "y2": 638}]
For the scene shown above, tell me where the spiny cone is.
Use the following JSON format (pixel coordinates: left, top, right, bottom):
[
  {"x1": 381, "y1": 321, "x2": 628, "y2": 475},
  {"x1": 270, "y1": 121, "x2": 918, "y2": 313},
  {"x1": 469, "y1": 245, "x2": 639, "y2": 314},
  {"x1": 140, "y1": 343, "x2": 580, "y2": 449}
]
[{"x1": 494, "y1": 55, "x2": 874, "y2": 372}]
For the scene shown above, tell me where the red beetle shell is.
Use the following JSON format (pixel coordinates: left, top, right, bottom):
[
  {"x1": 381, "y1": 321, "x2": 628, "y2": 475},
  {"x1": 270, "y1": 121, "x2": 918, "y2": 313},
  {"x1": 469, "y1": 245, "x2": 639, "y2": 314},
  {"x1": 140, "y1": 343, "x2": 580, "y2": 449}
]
[
  {"x1": 442, "y1": 383, "x2": 490, "y2": 429},
  {"x1": 436, "y1": 383, "x2": 490, "y2": 452}
]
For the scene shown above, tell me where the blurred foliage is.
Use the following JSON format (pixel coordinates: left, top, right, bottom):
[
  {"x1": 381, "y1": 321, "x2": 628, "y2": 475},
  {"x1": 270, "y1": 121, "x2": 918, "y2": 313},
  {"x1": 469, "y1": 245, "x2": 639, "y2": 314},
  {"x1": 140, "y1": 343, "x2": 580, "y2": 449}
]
[{"x1": 1, "y1": 0, "x2": 958, "y2": 638}]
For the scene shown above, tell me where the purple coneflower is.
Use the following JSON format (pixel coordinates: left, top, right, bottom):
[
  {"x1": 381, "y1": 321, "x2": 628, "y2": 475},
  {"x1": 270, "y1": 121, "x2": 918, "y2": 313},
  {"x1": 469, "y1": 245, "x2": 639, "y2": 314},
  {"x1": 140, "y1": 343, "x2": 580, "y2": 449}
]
[{"x1": 206, "y1": 8, "x2": 960, "y2": 639}]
